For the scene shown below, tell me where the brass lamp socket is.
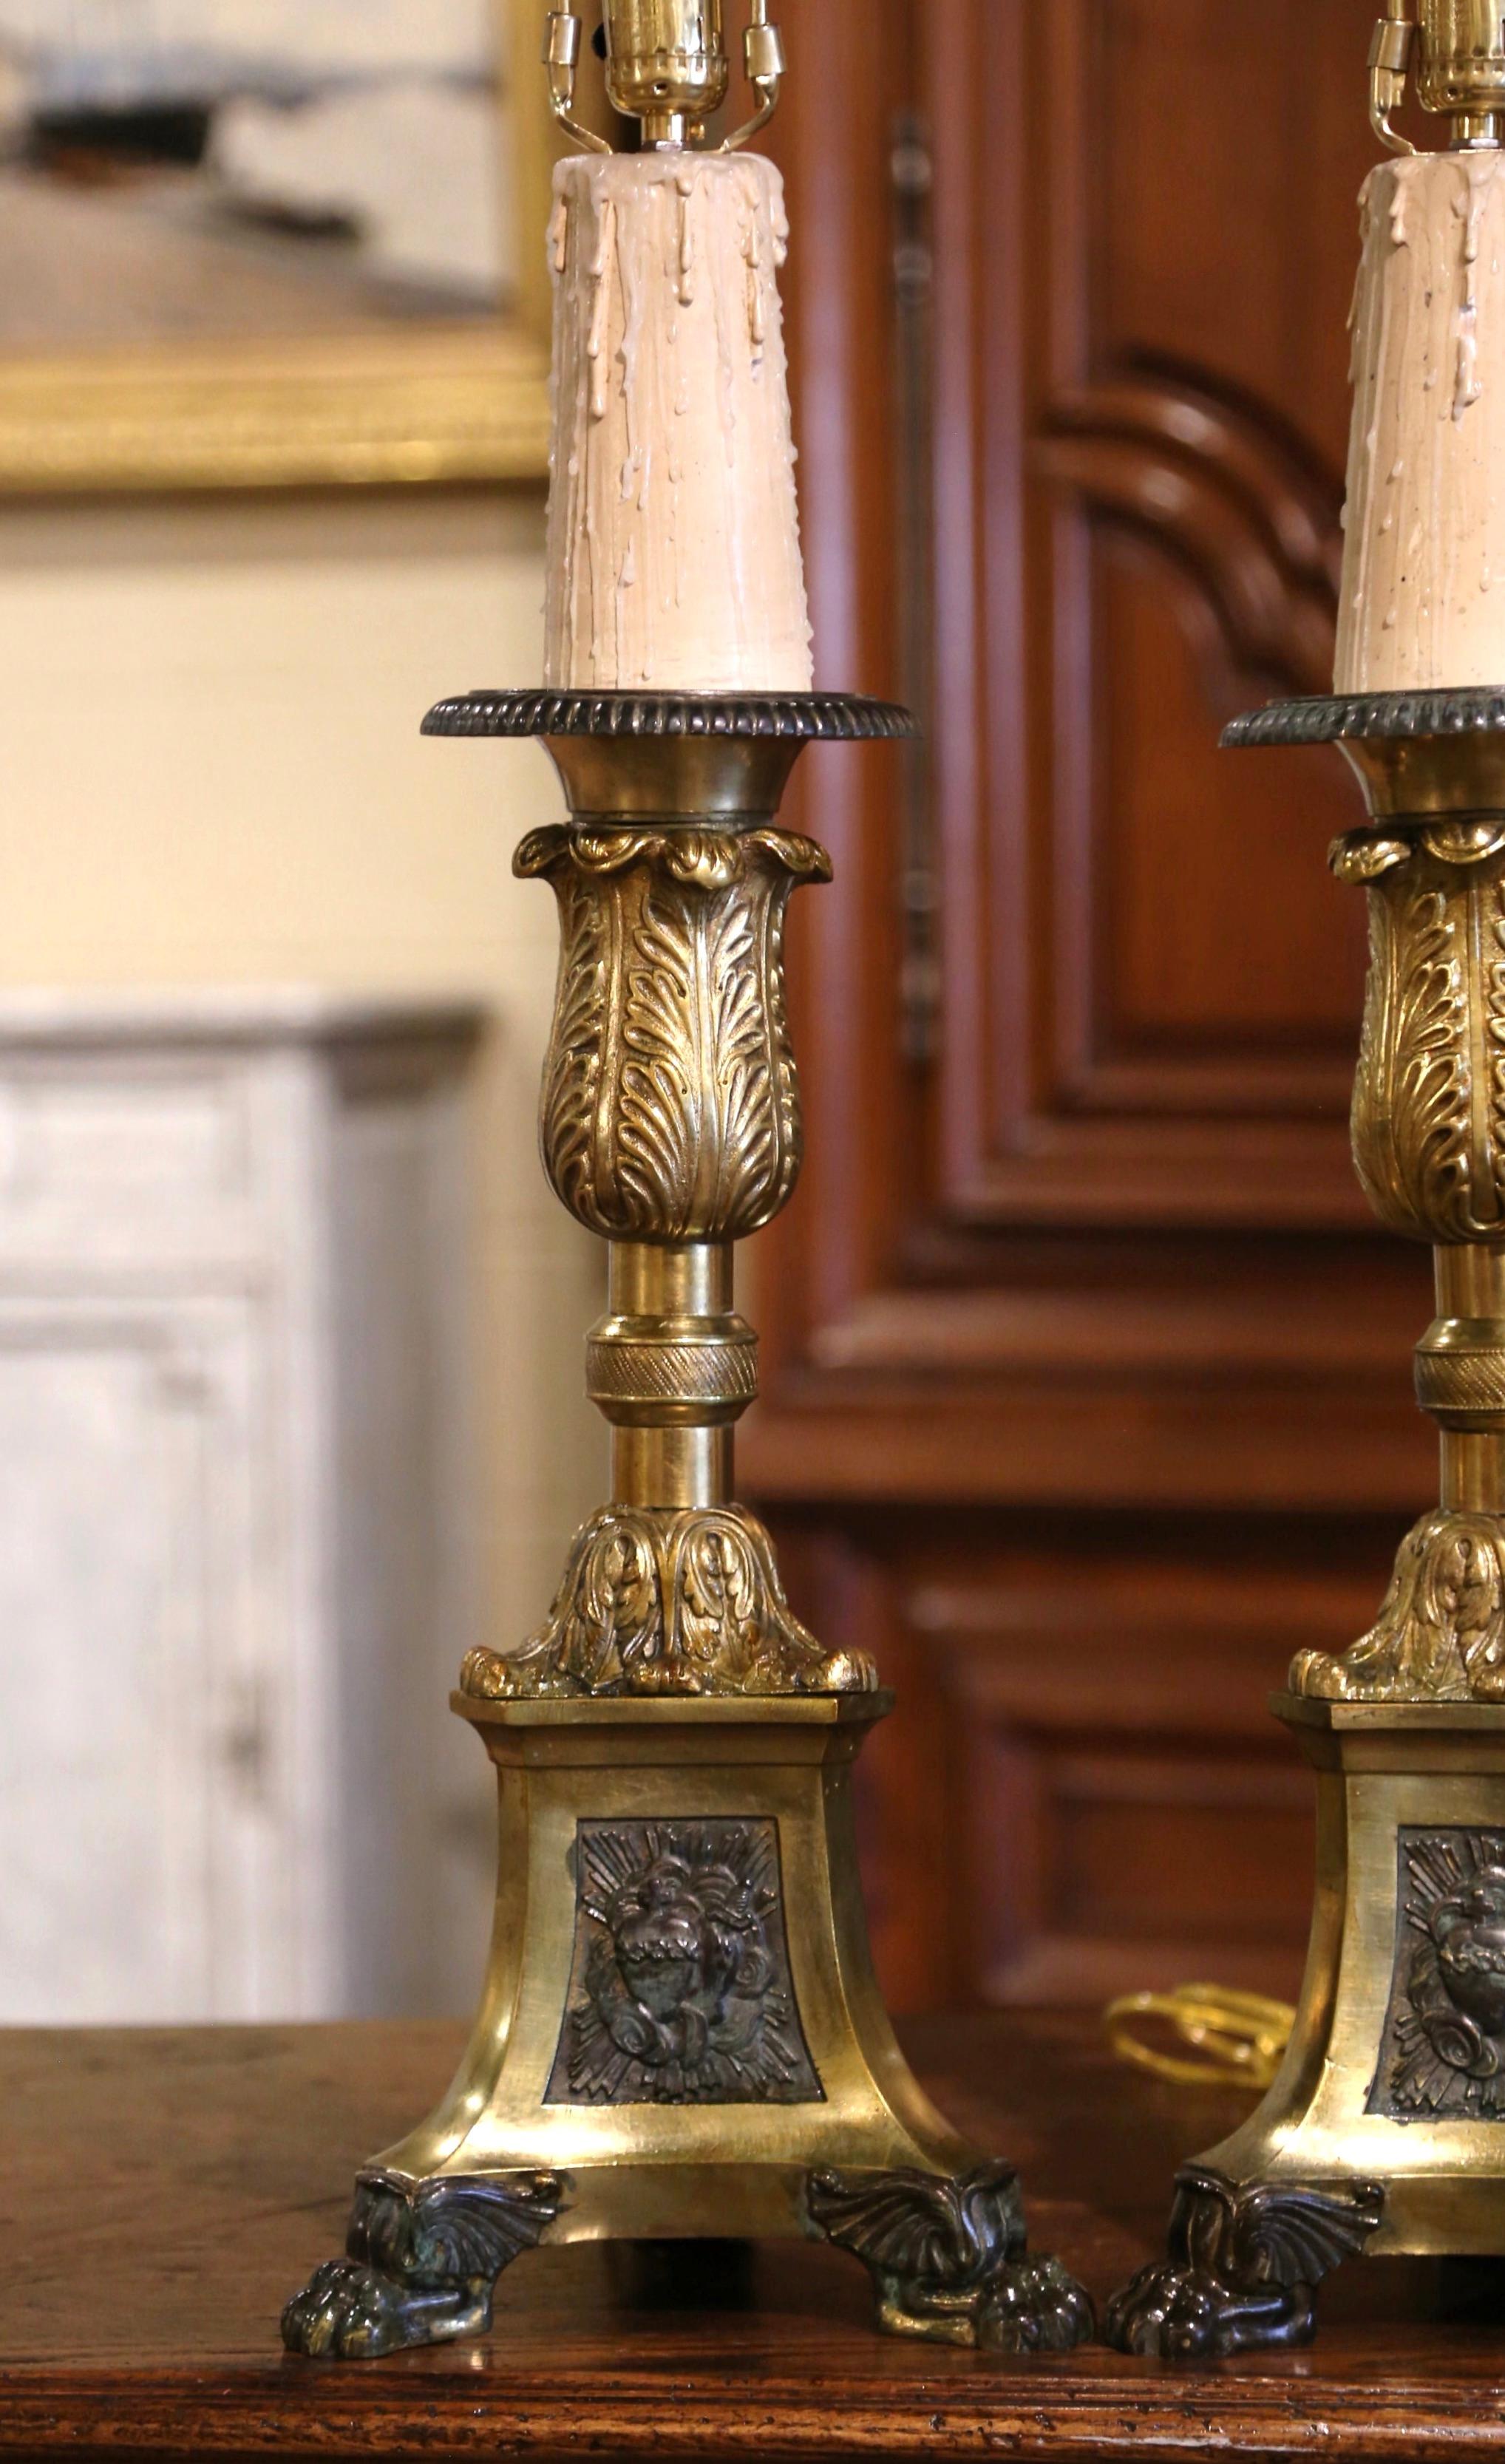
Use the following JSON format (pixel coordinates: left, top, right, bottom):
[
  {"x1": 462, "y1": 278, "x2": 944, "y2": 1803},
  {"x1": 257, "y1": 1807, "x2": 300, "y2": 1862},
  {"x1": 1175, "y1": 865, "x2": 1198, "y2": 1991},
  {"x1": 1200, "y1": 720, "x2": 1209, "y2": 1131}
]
[
  {"x1": 544, "y1": 0, "x2": 787, "y2": 153},
  {"x1": 602, "y1": 0, "x2": 730, "y2": 136},
  {"x1": 1418, "y1": 0, "x2": 1505, "y2": 127}
]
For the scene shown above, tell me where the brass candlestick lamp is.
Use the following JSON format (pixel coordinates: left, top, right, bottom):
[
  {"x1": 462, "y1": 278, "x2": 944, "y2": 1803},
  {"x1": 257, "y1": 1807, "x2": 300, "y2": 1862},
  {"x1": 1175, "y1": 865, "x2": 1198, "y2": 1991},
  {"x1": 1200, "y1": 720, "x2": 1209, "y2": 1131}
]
[
  {"x1": 282, "y1": 3, "x2": 1092, "y2": 2364},
  {"x1": 1107, "y1": 3, "x2": 1505, "y2": 2361}
]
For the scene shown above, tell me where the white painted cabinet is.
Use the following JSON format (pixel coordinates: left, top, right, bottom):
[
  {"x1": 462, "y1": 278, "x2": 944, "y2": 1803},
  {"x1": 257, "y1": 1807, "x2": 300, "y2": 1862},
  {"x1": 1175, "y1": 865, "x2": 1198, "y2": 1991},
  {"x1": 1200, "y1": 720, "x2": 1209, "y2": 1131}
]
[{"x1": 0, "y1": 995, "x2": 483, "y2": 2023}]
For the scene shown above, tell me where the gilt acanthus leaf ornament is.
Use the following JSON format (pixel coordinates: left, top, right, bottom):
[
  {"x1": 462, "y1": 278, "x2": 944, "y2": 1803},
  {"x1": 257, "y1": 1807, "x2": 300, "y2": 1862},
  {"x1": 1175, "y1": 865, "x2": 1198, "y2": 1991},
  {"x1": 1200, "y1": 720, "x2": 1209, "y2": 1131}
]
[
  {"x1": 519, "y1": 825, "x2": 828, "y2": 1242},
  {"x1": 461, "y1": 1502, "x2": 876, "y2": 1698},
  {"x1": 1335, "y1": 824, "x2": 1505, "y2": 1242},
  {"x1": 1290, "y1": 1508, "x2": 1505, "y2": 1703}
]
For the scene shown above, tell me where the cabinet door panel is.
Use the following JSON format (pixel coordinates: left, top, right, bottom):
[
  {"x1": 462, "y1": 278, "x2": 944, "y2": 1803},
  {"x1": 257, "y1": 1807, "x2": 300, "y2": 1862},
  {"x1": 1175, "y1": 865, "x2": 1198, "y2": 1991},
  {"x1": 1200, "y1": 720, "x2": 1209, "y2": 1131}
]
[
  {"x1": 753, "y1": 0, "x2": 1427, "y2": 2008},
  {"x1": 0, "y1": 1299, "x2": 282, "y2": 2021}
]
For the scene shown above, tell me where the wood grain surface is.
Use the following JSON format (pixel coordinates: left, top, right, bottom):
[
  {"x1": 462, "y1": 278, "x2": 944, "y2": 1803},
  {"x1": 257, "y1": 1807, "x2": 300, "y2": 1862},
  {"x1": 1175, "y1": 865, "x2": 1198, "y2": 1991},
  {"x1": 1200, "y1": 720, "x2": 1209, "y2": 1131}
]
[
  {"x1": 742, "y1": 0, "x2": 1441, "y2": 2021},
  {"x1": 6, "y1": 2012, "x2": 1505, "y2": 2458}
]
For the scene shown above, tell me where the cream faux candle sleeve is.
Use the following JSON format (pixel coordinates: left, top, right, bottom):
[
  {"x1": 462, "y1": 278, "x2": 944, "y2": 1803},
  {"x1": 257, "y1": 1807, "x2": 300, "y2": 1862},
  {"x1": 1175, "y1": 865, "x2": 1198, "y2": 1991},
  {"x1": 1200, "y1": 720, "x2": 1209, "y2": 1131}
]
[
  {"x1": 542, "y1": 150, "x2": 814, "y2": 695},
  {"x1": 1337, "y1": 152, "x2": 1505, "y2": 693}
]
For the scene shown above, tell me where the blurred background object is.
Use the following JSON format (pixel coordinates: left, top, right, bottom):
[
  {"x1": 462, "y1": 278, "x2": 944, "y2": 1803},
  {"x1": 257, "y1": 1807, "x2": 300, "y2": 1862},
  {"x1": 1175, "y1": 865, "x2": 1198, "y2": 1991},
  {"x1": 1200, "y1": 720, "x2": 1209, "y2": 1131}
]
[
  {"x1": 0, "y1": 0, "x2": 551, "y2": 493},
  {"x1": 0, "y1": 0, "x2": 1437, "y2": 2026},
  {"x1": 0, "y1": 0, "x2": 513, "y2": 343},
  {"x1": 0, "y1": 989, "x2": 482, "y2": 2022},
  {"x1": 0, "y1": 1, "x2": 599, "y2": 2025},
  {"x1": 0, "y1": 488, "x2": 602, "y2": 2021},
  {"x1": 1104, "y1": 1984, "x2": 1293, "y2": 2094}
]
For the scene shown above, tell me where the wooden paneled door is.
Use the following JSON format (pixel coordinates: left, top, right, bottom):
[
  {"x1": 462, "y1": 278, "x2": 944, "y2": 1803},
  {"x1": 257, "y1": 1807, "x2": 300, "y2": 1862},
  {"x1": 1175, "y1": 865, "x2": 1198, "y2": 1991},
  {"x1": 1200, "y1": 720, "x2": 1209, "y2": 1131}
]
[{"x1": 747, "y1": 0, "x2": 1438, "y2": 2012}]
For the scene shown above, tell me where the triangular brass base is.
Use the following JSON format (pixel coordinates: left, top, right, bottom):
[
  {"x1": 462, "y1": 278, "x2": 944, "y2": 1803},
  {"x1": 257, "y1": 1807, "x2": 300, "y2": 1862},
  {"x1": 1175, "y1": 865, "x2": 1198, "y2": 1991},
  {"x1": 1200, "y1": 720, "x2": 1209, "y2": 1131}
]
[
  {"x1": 283, "y1": 1693, "x2": 1093, "y2": 2358},
  {"x1": 1107, "y1": 1697, "x2": 1505, "y2": 2355}
]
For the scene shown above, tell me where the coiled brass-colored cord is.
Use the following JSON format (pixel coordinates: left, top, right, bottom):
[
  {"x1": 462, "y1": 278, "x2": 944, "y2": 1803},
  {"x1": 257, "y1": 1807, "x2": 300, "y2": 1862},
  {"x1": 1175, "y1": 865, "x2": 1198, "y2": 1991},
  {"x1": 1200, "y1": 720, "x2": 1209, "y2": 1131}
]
[{"x1": 1104, "y1": 1984, "x2": 1294, "y2": 2092}]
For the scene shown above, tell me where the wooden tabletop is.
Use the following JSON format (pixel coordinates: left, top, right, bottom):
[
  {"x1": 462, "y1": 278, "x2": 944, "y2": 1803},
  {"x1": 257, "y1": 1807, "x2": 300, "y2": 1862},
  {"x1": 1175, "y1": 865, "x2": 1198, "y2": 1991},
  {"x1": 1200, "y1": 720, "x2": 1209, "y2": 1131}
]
[{"x1": 5, "y1": 2010, "x2": 1505, "y2": 2459}]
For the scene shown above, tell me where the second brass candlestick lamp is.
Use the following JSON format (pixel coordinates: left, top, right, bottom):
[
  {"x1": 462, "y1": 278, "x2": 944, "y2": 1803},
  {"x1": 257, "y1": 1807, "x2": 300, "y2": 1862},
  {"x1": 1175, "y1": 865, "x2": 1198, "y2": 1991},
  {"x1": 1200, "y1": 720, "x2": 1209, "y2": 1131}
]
[
  {"x1": 282, "y1": 1, "x2": 1091, "y2": 2364},
  {"x1": 1108, "y1": 1, "x2": 1505, "y2": 2358}
]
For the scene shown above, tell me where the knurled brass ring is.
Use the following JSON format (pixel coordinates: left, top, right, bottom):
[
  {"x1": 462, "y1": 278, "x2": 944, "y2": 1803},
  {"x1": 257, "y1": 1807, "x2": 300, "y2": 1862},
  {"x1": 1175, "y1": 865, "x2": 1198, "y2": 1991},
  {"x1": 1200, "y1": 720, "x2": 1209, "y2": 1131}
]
[
  {"x1": 585, "y1": 1331, "x2": 759, "y2": 1420},
  {"x1": 1414, "y1": 1346, "x2": 1505, "y2": 1426}
]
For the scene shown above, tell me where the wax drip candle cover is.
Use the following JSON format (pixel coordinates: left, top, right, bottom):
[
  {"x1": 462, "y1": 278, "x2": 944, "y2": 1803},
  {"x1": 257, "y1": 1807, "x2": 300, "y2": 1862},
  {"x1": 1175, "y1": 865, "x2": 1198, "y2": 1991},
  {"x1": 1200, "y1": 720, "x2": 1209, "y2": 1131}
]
[
  {"x1": 1337, "y1": 149, "x2": 1505, "y2": 692},
  {"x1": 543, "y1": 151, "x2": 812, "y2": 695}
]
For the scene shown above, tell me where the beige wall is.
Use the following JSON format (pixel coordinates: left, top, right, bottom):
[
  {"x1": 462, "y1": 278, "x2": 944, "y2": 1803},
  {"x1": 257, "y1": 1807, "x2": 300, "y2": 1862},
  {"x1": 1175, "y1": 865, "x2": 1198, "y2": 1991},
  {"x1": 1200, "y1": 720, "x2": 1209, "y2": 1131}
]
[{"x1": 0, "y1": 485, "x2": 601, "y2": 1675}]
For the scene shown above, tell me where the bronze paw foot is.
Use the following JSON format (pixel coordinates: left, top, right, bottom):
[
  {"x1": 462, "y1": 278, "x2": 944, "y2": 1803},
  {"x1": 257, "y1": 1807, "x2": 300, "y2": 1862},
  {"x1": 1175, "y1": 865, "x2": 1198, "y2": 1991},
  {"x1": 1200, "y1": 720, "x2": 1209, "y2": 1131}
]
[
  {"x1": 974, "y1": 2250, "x2": 1096, "y2": 2352},
  {"x1": 1104, "y1": 2165, "x2": 1384, "y2": 2358},
  {"x1": 280, "y1": 2256, "x2": 495, "y2": 2359},
  {"x1": 806, "y1": 2161, "x2": 1094, "y2": 2352},
  {"x1": 282, "y1": 2166, "x2": 566, "y2": 2361}
]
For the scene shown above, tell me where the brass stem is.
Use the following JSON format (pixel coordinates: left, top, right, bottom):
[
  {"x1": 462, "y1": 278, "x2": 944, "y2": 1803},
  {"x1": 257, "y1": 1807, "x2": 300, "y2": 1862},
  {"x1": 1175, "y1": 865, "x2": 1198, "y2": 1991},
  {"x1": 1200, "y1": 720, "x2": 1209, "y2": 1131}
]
[
  {"x1": 610, "y1": 1239, "x2": 731, "y2": 1320},
  {"x1": 612, "y1": 1426, "x2": 732, "y2": 1508},
  {"x1": 1433, "y1": 1248, "x2": 1505, "y2": 1319},
  {"x1": 1439, "y1": 1432, "x2": 1505, "y2": 1509},
  {"x1": 474, "y1": 721, "x2": 860, "y2": 1699},
  {"x1": 1229, "y1": 718, "x2": 1505, "y2": 1702},
  {"x1": 1450, "y1": 111, "x2": 1505, "y2": 145},
  {"x1": 597, "y1": 1240, "x2": 744, "y2": 1510},
  {"x1": 1430, "y1": 1248, "x2": 1505, "y2": 1509}
]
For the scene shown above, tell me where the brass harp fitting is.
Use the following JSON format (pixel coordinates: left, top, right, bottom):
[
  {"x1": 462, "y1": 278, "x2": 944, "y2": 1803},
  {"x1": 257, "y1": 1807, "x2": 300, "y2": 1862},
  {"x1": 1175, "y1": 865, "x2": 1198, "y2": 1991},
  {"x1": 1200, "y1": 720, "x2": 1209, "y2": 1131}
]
[
  {"x1": 542, "y1": 0, "x2": 784, "y2": 152},
  {"x1": 1370, "y1": 1, "x2": 1505, "y2": 154}
]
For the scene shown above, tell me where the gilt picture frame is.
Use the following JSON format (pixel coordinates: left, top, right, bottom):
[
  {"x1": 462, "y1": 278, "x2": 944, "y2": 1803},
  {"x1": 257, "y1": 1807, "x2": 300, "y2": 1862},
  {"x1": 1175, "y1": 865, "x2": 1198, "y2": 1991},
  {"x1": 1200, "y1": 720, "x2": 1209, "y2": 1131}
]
[{"x1": 0, "y1": 0, "x2": 556, "y2": 492}]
